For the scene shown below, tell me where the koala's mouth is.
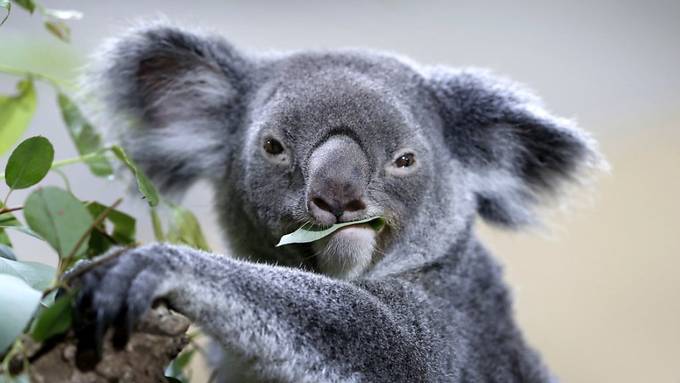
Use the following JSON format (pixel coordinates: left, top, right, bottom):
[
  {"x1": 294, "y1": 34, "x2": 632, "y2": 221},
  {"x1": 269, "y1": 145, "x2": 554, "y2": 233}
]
[
  {"x1": 277, "y1": 217, "x2": 386, "y2": 278},
  {"x1": 276, "y1": 216, "x2": 385, "y2": 247}
]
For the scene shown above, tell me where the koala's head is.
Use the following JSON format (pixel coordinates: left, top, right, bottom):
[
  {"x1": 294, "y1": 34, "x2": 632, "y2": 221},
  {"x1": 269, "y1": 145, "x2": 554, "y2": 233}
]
[{"x1": 88, "y1": 25, "x2": 603, "y2": 278}]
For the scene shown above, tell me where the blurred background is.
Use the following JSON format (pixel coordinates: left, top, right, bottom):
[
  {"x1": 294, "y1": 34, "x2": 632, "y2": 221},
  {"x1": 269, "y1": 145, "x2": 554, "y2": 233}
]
[{"x1": 1, "y1": 1, "x2": 678, "y2": 381}]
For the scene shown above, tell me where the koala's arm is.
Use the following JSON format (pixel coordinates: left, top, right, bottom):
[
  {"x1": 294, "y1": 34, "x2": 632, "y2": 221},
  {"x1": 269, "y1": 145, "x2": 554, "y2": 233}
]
[{"x1": 73, "y1": 243, "x2": 438, "y2": 383}]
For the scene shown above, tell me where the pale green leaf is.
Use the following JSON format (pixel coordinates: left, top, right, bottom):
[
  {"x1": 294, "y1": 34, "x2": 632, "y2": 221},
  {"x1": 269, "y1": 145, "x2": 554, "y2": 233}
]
[
  {"x1": 0, "y1": 225, "x2": 43, "y2": 241},
  {"x1": 12, "y1": 0, "x2": 34, "y2": 13},
  {"x1": 276, "y1": 216, "x2": 385, "y2": 247},
  {"x1": 0, "y1": 79, "x2": 37, "y2": 155},
  {"x1": 4, "y1": 136, "x2": 54, "y2": 190},
  {"x1": 0, "y1": 274, "x2": 41, "y2": 352},
  {"x1": 0, "y1": 0, "x2": 10, "y2": 27},
  {"x1": 0, "y1": 257, "x2": 55, "y2": 290},
  {"x1": 57, "y1": 94, "x2": 113, "y2": 177},
  {"x1": 31, "y1": 293, "x2": 73, "y2": 342},
  {"x1": 86, "y1": 201, "x2": 135, "y2": 244},
  {"x1": 0, "y1": 243, "x2": 15, "y2": 260},
  {"x1": 111, "y1": 145, "x2": 159, "y2": 207},
  {"x1": 167, "y1": 204, "x2": 210, "y2": 251},
  {"x1": 44, "y1": 20, "x2": 70, "y2": 42},
  {"x1": 24, "y1": 187, "x2": 93, "y2": 258}
]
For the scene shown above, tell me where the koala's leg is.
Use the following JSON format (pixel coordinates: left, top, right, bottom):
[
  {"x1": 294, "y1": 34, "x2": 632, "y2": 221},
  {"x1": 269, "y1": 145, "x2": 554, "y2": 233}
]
[{"x1": 72, "y1": 243, "x2": 436, "y2": 383}]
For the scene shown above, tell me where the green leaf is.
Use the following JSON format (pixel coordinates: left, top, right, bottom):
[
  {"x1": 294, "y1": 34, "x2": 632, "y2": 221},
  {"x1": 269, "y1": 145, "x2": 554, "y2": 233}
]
[
  {"x1": 0, "y1": 208, "x2": 39, "y2": 242},
  {"x1": 0, "y1": 225, "x2": 43, "y2": 241},
  {"x1": 44, "y1": 20, "x2": 70, "y2": 42},
  {"x1": 4, "y1": 136, "x2": 54, "y2": 190},
  {"x1": 31, "y1": 293, "x2": 73, "y2": 342},
  {"x1": 0, "y1": 79, "x2": 37, "y2": 155},
  {"x1": 150, "y1": 207, "x2": 165, "y2": 241},
  {"x1": 0, "y1": 229, "x2": 10, "y2": 246},
  {"x1": 111, "y1": 145, "x2": 159, "y2": 207},
  {"x1": 276, "y1": 216, "x2": 385, "y2": 247},
  {"x1": 57, "y1": 94, "x2": 113, "y2": 177},
  {"x1": 24, "y1": 187, "x2": 94, "y2": 258},
  {"x1": 0, "y1": 0, "x2": 10, "y2": 27},
  {"x1": 86, "y1": 201, "x2": 135, "y2": 244},
  {"x1": 0, "y1": 373, "x2": 29, "y2": 383},
  {"x1": 0, "y1": 257, "x2": 56, "y2": 290},
  {"x1": 0, "y1": 205, "x2": 16, "y2": 247},
  {"x1": 12, "y1": 0, "x2": 34, "y2": 13},
  {"x1": 0, "y1": 243, "x2": 15, "y2": 260},
  {"x1": 165, "y1": 348, "x2": 195, "y2": 382},
  {"x1": 0, "y1": 227, "x2": 11, "y2": 246},
  {"x1": 167, "y1": 204, "x2": 210, "y2": 251},
  {"x1": 0, "y1": 274, "x2": 41, "y2": 352}
]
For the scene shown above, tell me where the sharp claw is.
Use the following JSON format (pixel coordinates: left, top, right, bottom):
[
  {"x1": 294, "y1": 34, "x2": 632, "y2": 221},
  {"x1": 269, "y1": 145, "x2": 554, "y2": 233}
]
[
  {"x1": 111, "y1": 303, "x2": 130, "y2": 350},
  {"x1": 74, "y1": 307, "x2": 101, "y2": 371}
]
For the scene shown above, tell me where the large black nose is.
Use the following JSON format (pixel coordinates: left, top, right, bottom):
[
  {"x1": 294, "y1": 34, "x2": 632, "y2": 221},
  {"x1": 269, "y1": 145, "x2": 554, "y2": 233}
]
[
  {"x1": 309, "y1": 186, "x2": 367, "y2": 221},
  {"x1": 306, "y1": 135, "x2": 369, "y2": 225}
]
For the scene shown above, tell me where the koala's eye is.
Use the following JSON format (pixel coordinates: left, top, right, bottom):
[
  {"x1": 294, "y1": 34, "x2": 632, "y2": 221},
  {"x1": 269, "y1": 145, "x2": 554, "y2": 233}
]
[
  {"x1": 263, "y1": 138, "x2": 284, "y2": 155},
  {"x1": 394, "y1": 153, "x2": 415, "y2": 168}
]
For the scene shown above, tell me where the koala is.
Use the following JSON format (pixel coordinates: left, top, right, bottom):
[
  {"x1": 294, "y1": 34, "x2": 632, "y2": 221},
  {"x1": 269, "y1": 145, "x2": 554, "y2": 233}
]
[{"x1": 72, "y1": 22, "x2": 603, "y2": 383}]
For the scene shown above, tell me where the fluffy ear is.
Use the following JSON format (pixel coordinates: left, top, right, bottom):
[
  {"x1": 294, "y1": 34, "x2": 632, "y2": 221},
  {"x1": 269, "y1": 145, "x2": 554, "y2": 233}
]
[
  {"x1": 426, "y1": 68, "x2": 605, "y2": 227},
  {"x1": 84, "y1": 24, "x2": 252, "y2": 194}
]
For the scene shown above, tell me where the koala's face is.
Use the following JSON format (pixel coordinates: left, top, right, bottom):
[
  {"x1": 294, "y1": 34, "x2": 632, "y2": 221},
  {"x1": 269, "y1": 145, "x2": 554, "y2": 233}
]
[
  {"x1": 96, "y1": 26, "x2": 601, "y2": 279},
  {"x1": 236, "y1": 56, "x2": 436, "y2": 277}
]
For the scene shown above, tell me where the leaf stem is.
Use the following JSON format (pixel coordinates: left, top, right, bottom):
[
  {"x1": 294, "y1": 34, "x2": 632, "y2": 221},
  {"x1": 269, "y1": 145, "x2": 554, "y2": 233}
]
[
  {"x1": 0, "y1": 206, "x2": 22, "y2": 214},
  {"x1": 0, "y1": 147, "x2": 111, "y2": 181},
  {"x1": 0, "y1": 64, "x2": 63, "y2": 91},
  {"x1": 62, "y1": 246, "x2": 128, "y2": 284},
  {"x1": 150, "y1": 207, "x2": 165, "y2": 242}
]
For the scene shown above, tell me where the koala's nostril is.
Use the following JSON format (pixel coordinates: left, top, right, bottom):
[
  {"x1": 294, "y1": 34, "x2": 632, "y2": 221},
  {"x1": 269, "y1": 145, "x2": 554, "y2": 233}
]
[
  {"x1": 344, "y1": 199, "x2": 366, "y2": 212},
  {"x1": 311, "y1": 197, "x2": 335, "y2": 215},
  {"x1": 309, "y1": 194, "x2": 367, "y2": 223}
]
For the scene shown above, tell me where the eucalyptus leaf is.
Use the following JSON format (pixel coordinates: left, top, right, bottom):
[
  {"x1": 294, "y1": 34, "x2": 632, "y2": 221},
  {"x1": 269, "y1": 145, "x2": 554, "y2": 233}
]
[
  {"x1": 0, "y1": 274, "x2": 41, "y2": 352},
  {"x1": 0, "y1": 229, "x2": 10, "y2": 247},
  {"x1": 276, "y1": 216, "x2": 385, "y2": 247},
  {"x1": 44, "y1": 20, "x2": 70, "y2": 42},
  {"x1": 0, "y1": 225, "x2": 43, "y2": 241},
  {"x1": 0, "y1": 203, "x2": 18, "y2": 247},
  {"x1": 24, "y1": 187, "x2": 94, "y2": 258},
  {"x1": 111, "y1": 145, "x2": 159, "y2": 207},
  {"x1": 31, "y1": 293, "x2": 73, "y2": 342},
  {"x1": 0, "y1": 373, "x2": 29, "y2": 383},
  {"x1": 0, "y1": 79, "x2": 37, "y2": 155},
  {"x1": 86, "y1": 201, "x2": 135, "y2": 244},
  {"x1": 0, "y1": 0, "x2": 9, "y2": 27},
  {"x1": 165, "y1": 348, "x2": 195, "y2": 382},
  {"x1": 0, "y1": 257, "x2": 56, "y2": 290},
  {"x1": 150, "y1": 207, "x2": 164, "y2": 241},
  {"x1": 0, "y1": 210, "x2": 39, "y2": 242},
  {"x1": 57, "y1": 94, "x2": 113, "y2": 177},
  {"x1": 12, "y1": 0, "x2": 34, "y2": 13},
  {"x1": 167, "y1": 204, "x2": 210, "y2": 251},
  {"x1": 4, "y1": 136, "x2": 54, "y2": 190},
  {"x1": 0, "y1": 244, "x2": 15, "y2": 260}
]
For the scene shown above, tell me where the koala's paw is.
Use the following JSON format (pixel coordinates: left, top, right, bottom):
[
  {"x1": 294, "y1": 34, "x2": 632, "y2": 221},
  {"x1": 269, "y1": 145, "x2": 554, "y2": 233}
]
[{"x1": 68, "y1": 244, "x2": 176, "y2": 369}]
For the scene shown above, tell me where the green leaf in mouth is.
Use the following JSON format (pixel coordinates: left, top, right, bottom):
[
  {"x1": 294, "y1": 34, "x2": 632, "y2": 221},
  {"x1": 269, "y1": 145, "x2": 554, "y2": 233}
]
[{"x1": 276, "y1": 216, "x2": 385, "y2": 247}]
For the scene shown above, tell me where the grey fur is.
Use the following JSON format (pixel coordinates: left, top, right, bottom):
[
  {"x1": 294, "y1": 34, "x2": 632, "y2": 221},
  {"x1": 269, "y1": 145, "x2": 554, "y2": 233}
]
[{"x1": 75, "y1": 23, "x2": 604, "y2": 382}]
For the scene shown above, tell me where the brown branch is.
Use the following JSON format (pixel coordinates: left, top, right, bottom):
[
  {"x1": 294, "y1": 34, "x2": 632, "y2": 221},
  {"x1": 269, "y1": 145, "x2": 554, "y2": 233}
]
[
  {"x1": 58, "y1": 198, "x2": 123, "y2": 274},
  {"x1": 0, "y1": 206, "x2": 23, "y2": 214}
]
